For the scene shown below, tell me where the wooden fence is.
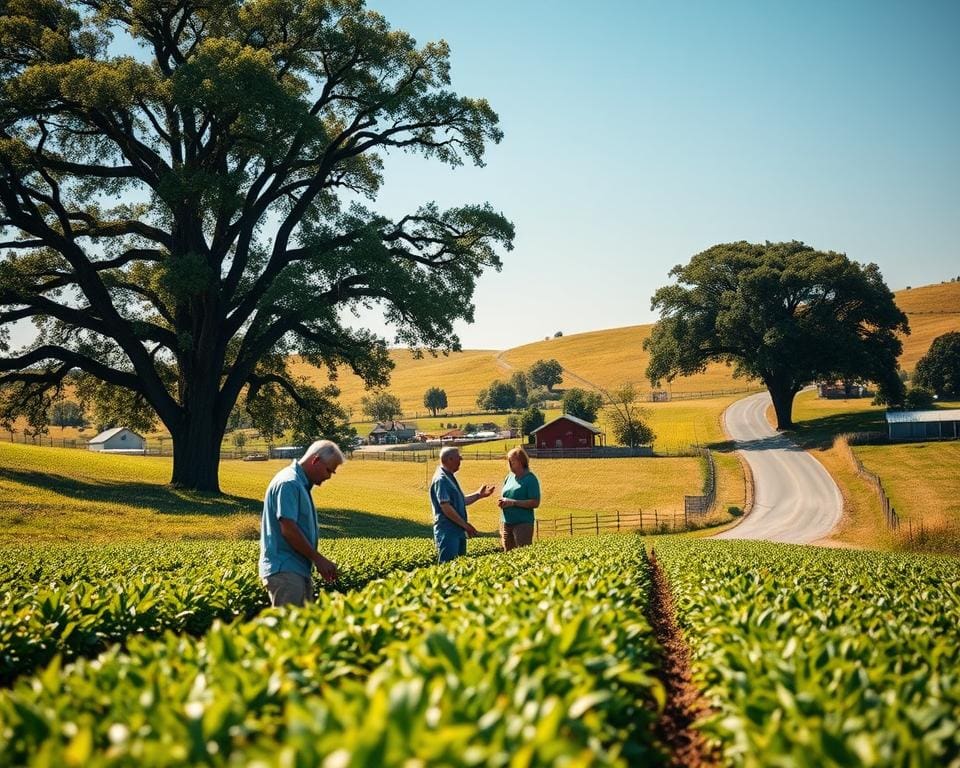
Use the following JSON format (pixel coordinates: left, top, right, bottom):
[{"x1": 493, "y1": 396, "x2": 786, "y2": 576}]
[
  {"x1": 838, "y1": 434, "x2": 899, "y2": 530},
  {"x1": 534, "y1": 508, "x2": 687, "y2": 539}
]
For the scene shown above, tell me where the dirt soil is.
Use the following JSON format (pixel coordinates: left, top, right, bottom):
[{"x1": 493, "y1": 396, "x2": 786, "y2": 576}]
[{"x1": 647, "y1": 549, "x2": 722, "y2": 767}]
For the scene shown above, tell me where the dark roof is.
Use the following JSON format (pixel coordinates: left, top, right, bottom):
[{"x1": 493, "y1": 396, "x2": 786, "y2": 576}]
[{"x1": 530, "y1": 413, "x2": 603, "y2": 435}]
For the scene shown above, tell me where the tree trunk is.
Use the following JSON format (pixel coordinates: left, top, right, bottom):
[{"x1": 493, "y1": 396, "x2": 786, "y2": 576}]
[
  {"x1": 169, "y1": 380, "x2": 226, "y2": 493},
  {"x1": 766, "y1": 379, "x2": 797, "y2": 430}
]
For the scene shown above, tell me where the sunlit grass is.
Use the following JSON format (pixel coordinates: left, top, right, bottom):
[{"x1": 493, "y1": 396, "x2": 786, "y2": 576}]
[{"x1": 0, "y1": 441, "x2": 706, "y2": 544}]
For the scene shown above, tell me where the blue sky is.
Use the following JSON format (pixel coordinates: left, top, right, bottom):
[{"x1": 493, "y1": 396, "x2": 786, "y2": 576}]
[{"x1": 366, "y1": 0, "x2": 960, "y2": 348}]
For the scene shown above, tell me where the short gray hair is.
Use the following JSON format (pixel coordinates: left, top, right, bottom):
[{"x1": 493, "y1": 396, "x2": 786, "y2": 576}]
[
  {"x1": 301, "y1": 439, "x2": 345, "y2": 465},
  {"x1": 439, "y1": 446, "x2": 460, "y2": 464}
]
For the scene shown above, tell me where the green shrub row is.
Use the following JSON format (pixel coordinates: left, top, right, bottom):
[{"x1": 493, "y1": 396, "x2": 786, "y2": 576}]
[
  {"x1": 0, "y1": 538, "x2": 501, "y2": 685},
  {"x1": 0, "y1": 535, "x2": 665, "y2": 766},
  {"x1": 654, "y1": 539, "x2": 960, "y2": 767}
]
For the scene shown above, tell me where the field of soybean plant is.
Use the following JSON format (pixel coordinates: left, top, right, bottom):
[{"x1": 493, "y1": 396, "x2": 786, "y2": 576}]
[{"x1": 1, "y1": 533, "x2": 959, "y2": 766}]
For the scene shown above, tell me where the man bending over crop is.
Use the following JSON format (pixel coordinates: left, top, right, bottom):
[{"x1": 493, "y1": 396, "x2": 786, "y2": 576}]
[
  {"x1": 430, "y1": 446, "x2": 495, "y2": 563},
  {"x1": 258, "y1": 439, "x2": 344, "y2": 606}
]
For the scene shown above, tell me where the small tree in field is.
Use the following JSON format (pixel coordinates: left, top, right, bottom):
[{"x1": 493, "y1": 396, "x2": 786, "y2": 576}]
[
  {"x1": 562, "y1": 388, "x2": 603, "y2": 423},
  {"x1": 361, "y1": 391, "x2": 402, "y2": 423},
  {"x1": 476, "y1": 380, "x2": 517, "y2": 411},
  {"x1": 519, "y1": 406, "x2": 545, "y2": 442},
  {"x1": 528, "y1": 359, "x2": 564, "y2": 392},
  {"x1": 606, "y1": 385, "x2": 654, "y2": 448},
  {"x1": 231, "y1": 431, "x2": 247, "y2": 450},
  {"x1": 423, "y1": 387, "x2": 448, "y2": 417}
]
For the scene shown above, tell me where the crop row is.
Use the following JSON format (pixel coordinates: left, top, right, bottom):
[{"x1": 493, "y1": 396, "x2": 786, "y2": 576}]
[
  {"x1": 0, "y1": 535, "x2": 665, "y2": 766},
  {"x1": 654, "y1": 539, "x2": 960, "y2": 767},
  {"x1": 0, "y1": 537, "x2": 501, "y2": 685}
]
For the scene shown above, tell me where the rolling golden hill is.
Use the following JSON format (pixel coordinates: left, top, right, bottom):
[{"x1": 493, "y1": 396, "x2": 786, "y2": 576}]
[{"x1": 298, "y1": 280, "x2": 960, "y2": 416}]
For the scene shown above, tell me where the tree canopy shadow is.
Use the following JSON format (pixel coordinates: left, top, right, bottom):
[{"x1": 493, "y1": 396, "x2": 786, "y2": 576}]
[
  {"x1": 782, "y1": 410, "x2": 887, "y2": 450},
  {"x1": 317, "y1": 509, "x2": 433, "y2": 539},
  {"x1": 0, "y1": 467, "x2": 260, "y2": 516}
]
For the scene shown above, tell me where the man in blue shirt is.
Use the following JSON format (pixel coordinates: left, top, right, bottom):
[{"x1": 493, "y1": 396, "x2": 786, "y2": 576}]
[
  {"x1": 259, "y1": 439, "x2": 344, "y2": 606},
  {"x1": 430, "y1": 446, "x2": 495, "y2": 563}
]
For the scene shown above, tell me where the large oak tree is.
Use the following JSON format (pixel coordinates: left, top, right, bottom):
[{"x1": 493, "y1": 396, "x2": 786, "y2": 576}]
[
  {"x1": 0, "y1": 0, "x2": 513, "y2": 491},
  {"x1": 645, "y1": 241, "x2": 908, "y2": 429}
]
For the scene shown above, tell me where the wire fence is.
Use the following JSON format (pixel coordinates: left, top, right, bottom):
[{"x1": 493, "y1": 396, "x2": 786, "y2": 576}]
[{"x1": 838, "y1": 434, "x2": 899, "y2": 530}]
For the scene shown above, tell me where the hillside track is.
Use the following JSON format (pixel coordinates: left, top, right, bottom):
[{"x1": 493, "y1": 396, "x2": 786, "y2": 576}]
[{"x1": 715, "y1": 392, "x2": 842, "y2": 543}]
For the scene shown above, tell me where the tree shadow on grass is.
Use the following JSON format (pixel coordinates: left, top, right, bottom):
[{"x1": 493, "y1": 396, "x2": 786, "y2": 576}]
[
  {"x1": 317, "y1": 509, "x2": 433, "y2": 539},
  {"x1": 0, "y1": 467, "x2": 259, "y2": 516},
  {"x1": 783, "y1": 410, "x2": 887, "y2": 450}
]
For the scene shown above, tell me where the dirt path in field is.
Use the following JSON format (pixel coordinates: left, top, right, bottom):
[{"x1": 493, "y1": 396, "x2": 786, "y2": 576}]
[{"x1": 647, "y1": 549, "x2": 720, "y2": 768}]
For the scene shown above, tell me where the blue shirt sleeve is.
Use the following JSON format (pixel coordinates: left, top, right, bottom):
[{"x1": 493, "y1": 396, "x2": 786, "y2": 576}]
[
  {"x1": 275, "y1": 481, "x2": 302, "y2": 521},
  {"x1": 434, "y1": 475, "x2": 453, "y2": 504}
]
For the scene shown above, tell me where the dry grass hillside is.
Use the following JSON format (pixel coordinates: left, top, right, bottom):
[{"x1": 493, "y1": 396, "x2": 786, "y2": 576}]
[
  {"x1": 296, "y1": 280, "x2": 960, "y2": 416},
  {"x1": 9, "y1": 281, "x2": 959, "y2": 435},
  {"x1": 892, "y1": 281, "x2": 960, "y2": 372}
]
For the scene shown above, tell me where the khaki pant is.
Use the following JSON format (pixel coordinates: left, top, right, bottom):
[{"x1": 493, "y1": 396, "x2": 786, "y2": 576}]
[
  {"x1": 262, "y1": 572, "x2": 314, "y2": 607},
  {"x1": 500, "y1": 522, "x2": 534, "y2": 552}
]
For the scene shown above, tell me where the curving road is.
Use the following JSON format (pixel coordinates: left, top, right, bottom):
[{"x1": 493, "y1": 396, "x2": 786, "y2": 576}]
[{"x1": 714, "y1": 392, "x2": 842, "y2": 543}]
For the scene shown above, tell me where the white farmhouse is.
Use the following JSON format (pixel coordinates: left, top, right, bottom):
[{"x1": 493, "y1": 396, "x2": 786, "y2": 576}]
[{"x1": 87, "y1": 427, "x2": 146, "y2": 453}]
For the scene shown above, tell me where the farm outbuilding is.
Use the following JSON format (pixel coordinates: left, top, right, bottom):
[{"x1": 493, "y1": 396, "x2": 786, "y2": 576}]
[
  {"x1": 87, "y1": 427, "x2": 146, "y2": 453},
  {"x1": 885, "y1": 409, "x2": 960, "y2": 440},
  {"x1": 530, "y1": 413, "x2": 605, "y2": 451}
]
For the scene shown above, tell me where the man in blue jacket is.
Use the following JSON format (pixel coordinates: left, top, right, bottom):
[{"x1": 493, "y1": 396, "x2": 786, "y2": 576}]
[
  {"x1": 259, "y1": 439, "x2": 344, "y2": 606},
  {"x1": 430, "y1": 446, "x2": 495, "y2": 563}
]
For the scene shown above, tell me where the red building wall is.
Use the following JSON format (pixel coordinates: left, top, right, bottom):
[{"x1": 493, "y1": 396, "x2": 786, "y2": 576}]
[{"x1": 535, "y1": 418, "x2": 597, "y2": 450}]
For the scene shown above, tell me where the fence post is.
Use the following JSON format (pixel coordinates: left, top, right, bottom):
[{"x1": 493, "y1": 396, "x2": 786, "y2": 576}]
[
  {"x1": 654, "y1": 509, "x2": 659, "y2": 529},
  {"x1": 595, "y1": 513, "x2": 599, "y2": 535},
  {"x1": 617, "y1": 510, "x2": 620, "y2": 532},
  {"x1": 569, "y1": 514, "x2": 573, "y2": 536},
  {"x1": 535, "y1": 519, "x2": 539, "y2": 541}
]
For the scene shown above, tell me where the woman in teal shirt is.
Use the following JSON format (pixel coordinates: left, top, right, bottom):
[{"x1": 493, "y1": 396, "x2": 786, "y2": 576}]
[{"x1": 497, "y1": 447, "x2": 541, "y2": 551}]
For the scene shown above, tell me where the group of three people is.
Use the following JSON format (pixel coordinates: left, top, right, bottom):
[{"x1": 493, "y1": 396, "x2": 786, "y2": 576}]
[{"x1": 258, "y1": 440, "x2": 541, "y2": 607}]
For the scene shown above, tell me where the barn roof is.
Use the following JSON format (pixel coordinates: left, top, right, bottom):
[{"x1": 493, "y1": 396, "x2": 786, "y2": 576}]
[
  {"x1": 885, "y1": 409, "x2": 960, "y2": 424},
  {"x1": 530, "y1": 413, "x2": 603, "y2": 435},
  {"x1": 88, "y1": 427, "x2": 143, "y2": 444}
]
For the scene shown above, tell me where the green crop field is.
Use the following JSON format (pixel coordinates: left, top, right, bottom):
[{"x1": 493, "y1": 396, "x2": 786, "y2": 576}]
[{"x1": 2, "y1": 535, "x2": 958, "y2": 765}]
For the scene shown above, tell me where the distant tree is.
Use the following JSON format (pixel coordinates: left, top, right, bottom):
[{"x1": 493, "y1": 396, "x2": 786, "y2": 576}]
[
  {"x1": 562, "y1": 388, "x2": 603, "y2": 423},
  {"x1": 645, "y1": 241, "x2": 909, "y2": 429},
  {"x1": 231, "y1": 431, "x2": 247, "y2": 450},
  {"x1": 606, "y1": 385, "x2": 654, "y2": 447},
  {"x1": 528, "y1": 359, "x2": 564, "y2": 392},
  {"x1": 913, "y1": 332, "x2": 960, "y2": 398},
  {"x1": 510, "y1": 371, "x2": 529, "y2": 408},
  {"x1": 526, "y1": 385, "x2": 557, "y2": 406},
  {"x1": 48, "y1": 399, "x2": 85, "y2": 428},
  {"x1": 519, "y1": 406, "x2": 545, "y2": 442},
  {"x1": 903, "y1": 386, "x2": 935, "y2": 410},
  {"x1": 476, "y1": 380, "x2": 517, "y2": 411},
  {"x1": 423, "y1": 387, "x2": 448, "y2": 417},
  {"x1": 361, "y1": 391, "x2": 403, "y2": 423}
]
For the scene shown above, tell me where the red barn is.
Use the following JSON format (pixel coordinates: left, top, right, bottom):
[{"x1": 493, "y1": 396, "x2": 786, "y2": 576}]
[{"x1": 530, "y1": 413, "x2": 604, "y2": 450}]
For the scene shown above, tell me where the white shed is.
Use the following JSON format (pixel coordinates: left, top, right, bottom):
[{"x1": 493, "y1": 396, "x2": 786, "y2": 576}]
[
  {"x1": 87, "y1": 427, "x2": 146, "y2": 453},
  {"x1": 885, "y1": 409, "x2": 960, "y2": 441}
]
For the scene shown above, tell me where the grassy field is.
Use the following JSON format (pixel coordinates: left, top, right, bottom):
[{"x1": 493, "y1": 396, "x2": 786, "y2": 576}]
[{"x1": 0, "y1": 441, "x2": 707, "y2": 545}]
